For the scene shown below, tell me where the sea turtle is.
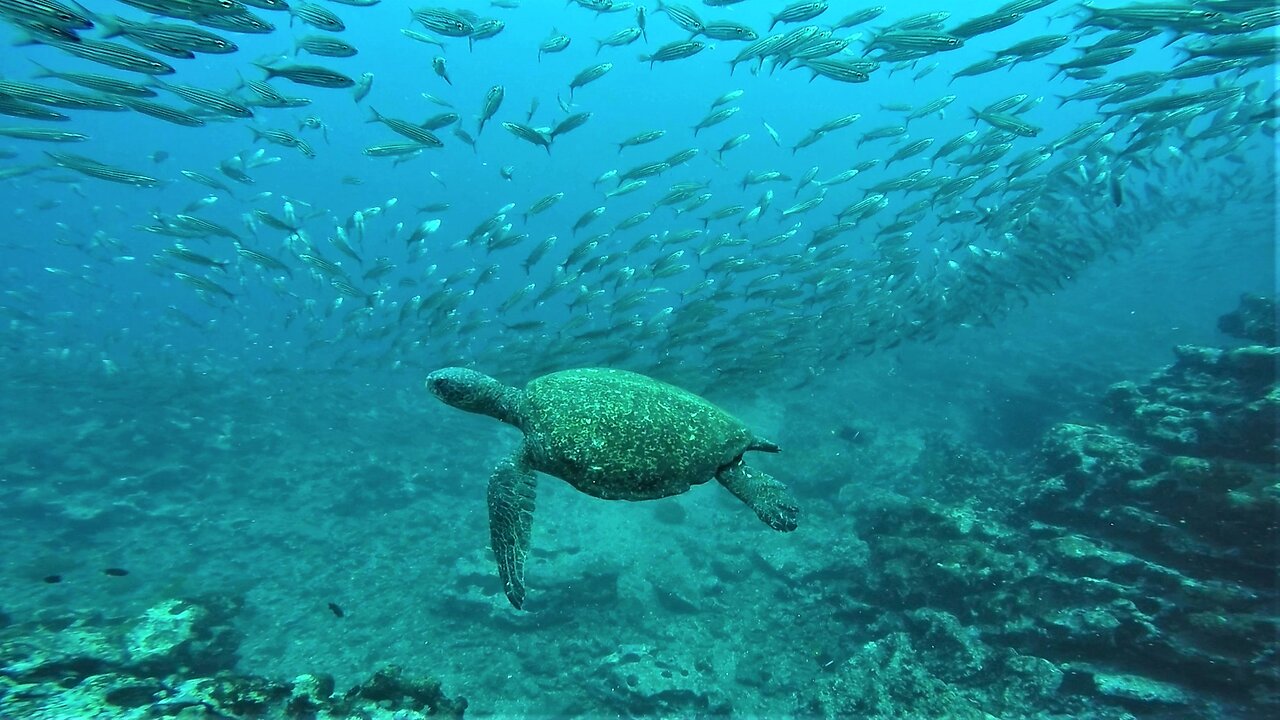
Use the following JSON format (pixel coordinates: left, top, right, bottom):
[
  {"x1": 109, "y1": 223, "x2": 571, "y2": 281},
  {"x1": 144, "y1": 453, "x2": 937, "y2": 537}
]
[{"x1": 426, "y1": 366, "x2": 799, "y2": 609}]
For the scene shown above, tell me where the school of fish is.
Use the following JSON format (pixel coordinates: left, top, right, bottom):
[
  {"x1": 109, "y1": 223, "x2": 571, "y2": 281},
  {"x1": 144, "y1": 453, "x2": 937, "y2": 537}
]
[{"x1": 0, "y1": 0, "x2": 1275, "y2": 391}]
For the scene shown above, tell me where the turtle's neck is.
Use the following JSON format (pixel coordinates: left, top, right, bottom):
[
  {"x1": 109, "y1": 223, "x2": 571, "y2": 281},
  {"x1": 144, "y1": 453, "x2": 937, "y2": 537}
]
[
  {"x1": 459, "y1": 371, "x2": 524, "y2": 428},
  {"x1": 485, "y1": 382, "x2": 525, "y2": 428}
]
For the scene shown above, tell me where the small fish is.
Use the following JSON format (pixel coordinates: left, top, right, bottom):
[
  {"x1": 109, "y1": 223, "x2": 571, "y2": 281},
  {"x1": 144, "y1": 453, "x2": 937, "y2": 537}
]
[
  {"x1": 296, "y1": 35, "x2": 358, "y2": 57},
  {"x1": 618, "y1": 129, "x2": 665, "y2": 152},
  {"x1": 717, "y1": 133, "x2": 750, "y2": 159},
  {"x1": 99, "y1": 16, "x2": 238, "y2": 55},
  {"x1": 478, "y1": 85, "x2": 504, "y2": 134},
  {"x1": 693, "y1": 106, "x2": 738, "y2": 135},
  {"x1": 257, "y1": 62, "x2": 354, "y2": 88},
  {"x1": 28, "y1": 62, "x2": 156, "y2": 97},
  {"x1": 291, "y1": 2, "x2": 346, "y2": 32},
  {"x1": 762, "y1": 120, "x2": 780, "y2": 146},
  {"x1": 641, "y1": 39, "x2": 706, "y2": 67},
  {"x1": 540, "y1": 30, "x2": 571, "y2": 59},
  {"x1": 525, "y1": 192, "x2": 564, "y2": 220},
  {"x1": 327, "y1": 602, "x2": 345, "y2": 617},
  {"x1": 39, "y1": 36, "x2": 175, "y2": 75},
  {"x1": 151, "y1": 78, "x2": 253, "y2": 118},
  {"x1": 432, "y1": 56, "x2": 451, "y2": 85},
  {"x1": 412, "y1": 8, "x2": 474, "y2": 37},
  {"x1": 46, "y1": 151, "x2": 161, "y2": 187},
  {"x1": 596, "y1": 26, "x2": 641, "y2": 53},
  {"x1": 700, "y1": 21, "x2": 757, "y2": 42},
  {"x1": 401, "y1": 28, "x2": 445, "y2": 47},
  {"x1": 712, "y1": 90, "x2": 744, "y2": 109},
  {"x1": 503, "y1": 121, "x2": 551, "y2": 153},
  {"x1": 655, "y1": 1, "x2": 703, "y2": 31},
  {"x1": 3, "y1": 0, "x2": 94, "y2": 30},
  {"x1": 770, "y1": 1, "x2": 828, "y2": 31},
  {"x1": 368, "y1": 107, "x2": 443, "y2": 147},
  {"x1": 550, "y1": 111, "x2": 591, "y2": 140},
  {"x1": 0, "y1": 126, "x2": 89, "y2": 142},
  {"x1": 569, "y1": 62, "x2": 612, "y2": 98}
]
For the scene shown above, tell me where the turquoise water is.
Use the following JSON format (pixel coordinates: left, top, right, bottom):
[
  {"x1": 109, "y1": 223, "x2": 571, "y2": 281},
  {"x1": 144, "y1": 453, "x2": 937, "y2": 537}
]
[{"x1": 0, "y1": 1, "x2": 1276, "y2": 717}]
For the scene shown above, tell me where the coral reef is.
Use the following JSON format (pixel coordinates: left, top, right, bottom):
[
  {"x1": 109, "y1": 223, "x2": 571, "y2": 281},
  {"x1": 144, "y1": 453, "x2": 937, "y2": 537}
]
[
  {"x1": 809, "y1": 332, "x2": 1278, "y2": 717},
  {"x1": 0, "y1": 596, "x2": 466, "y2": 719}
]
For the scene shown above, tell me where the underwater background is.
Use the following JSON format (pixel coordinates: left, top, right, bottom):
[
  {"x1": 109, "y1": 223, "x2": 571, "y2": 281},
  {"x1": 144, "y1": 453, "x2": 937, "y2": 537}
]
[{"x1": 0, "y1": 0, "x2": 1276, "y2": 717}]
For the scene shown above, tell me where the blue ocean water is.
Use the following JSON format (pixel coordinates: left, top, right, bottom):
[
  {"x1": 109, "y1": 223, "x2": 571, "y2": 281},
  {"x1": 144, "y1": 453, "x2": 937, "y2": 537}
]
[{"x1": 0, "y1": 1, "x2": 1276, "y2": 717}]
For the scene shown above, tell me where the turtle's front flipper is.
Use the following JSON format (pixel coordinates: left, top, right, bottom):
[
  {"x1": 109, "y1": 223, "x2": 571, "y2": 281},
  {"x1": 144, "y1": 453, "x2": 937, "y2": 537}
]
[
  {"x1": 488, "y1": 446, "x2": 537, "y2": 609},
  {"x1": 716, "y1": 460, "x2": 799, "y2": 532}
]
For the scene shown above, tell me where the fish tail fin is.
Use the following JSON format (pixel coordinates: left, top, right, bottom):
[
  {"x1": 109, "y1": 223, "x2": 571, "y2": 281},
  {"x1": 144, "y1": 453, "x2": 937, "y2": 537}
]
[
  {"x1": 28, "y1": 59, "x2": 53, "y2": 78},
  {"x1": 1073, "y1": 1, "x2": 1097, "y2": 26},
  {"x1": 861, "y1": 30, "x2": 879, "y2": 54},
  {"x1": 96, "y1": 14, "x2": 123, "y2": 39},
  {"x1": 366, "y1": 106, "x2": 381, "y2": 123},
  {"x1": 968, "y1": 107, "x2": 981, "y2": 125}
]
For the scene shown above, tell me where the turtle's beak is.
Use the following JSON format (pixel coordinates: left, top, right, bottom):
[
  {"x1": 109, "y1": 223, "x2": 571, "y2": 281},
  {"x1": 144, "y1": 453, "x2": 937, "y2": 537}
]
[{"x1": 425, "y1": 370, "x2": 456, "y2": 403}]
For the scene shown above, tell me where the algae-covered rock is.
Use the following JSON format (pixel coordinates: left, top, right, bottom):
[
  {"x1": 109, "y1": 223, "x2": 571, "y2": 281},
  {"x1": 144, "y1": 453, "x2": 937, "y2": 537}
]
[
  {"x1": 286, "y1": 672, "x2": 336, "y2": 715},
  {"x1": 1106, "y1": 343, "x2": 1278, "y2": 462},
  {"x1": 1217, "y1": 293, "x2": 1277, "y2": 345},
  {"x1": 125, "y1": 599, "x2": 206, "y2": 663},
  {"x1": 809, "y1": 629, "x2": 1068, "y2": 720},
  {"x1": 345, "y1": 665, "x2": 468, "y2": 718},
  {"x1": 1038, "y1": 423, "x2": 1153, "y2": 487},
  {"x1": 592, "y1": 643, "x2": 730, "y2": 717},
  {"x1": 1093, "y1": 672, "x2": 1191, "y2": 707}
]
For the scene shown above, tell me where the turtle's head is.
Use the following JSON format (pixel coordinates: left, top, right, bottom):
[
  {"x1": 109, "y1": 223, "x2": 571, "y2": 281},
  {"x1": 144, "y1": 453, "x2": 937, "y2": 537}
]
[{"x1": 426, "y1": 367, "x2": 522, "y2": 425}]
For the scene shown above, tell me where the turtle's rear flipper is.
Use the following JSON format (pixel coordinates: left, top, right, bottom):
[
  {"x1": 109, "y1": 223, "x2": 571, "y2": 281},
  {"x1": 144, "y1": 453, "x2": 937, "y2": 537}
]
[
  {"x1": 488, "y1": 448, "x2": 538, "y2": 610},
  {"x1": 717, "y1": 461, "x2": 798, "y2": 532}
]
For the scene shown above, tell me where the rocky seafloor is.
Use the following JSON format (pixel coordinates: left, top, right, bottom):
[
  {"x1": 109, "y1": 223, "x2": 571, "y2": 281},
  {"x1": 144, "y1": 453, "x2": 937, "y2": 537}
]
[{"x1": 0, "y1": 296, "x2": 1275, "y2": 718}]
